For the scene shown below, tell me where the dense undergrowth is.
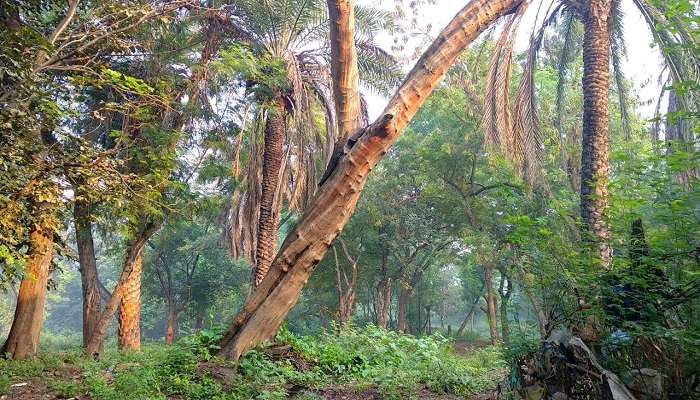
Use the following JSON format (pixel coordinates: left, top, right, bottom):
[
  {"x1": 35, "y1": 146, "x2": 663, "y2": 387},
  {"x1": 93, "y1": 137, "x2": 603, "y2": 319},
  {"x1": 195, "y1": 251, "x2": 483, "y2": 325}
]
[{"x1": 0, "y1": 326, "x2": 506, "y2": 399}]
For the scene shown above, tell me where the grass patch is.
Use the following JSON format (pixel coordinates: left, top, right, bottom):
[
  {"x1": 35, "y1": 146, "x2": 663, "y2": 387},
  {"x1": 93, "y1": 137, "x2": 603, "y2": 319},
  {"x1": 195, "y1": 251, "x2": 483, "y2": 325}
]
[{"x1": 0, "y1": 326, "x2": 505, "y2": 399}]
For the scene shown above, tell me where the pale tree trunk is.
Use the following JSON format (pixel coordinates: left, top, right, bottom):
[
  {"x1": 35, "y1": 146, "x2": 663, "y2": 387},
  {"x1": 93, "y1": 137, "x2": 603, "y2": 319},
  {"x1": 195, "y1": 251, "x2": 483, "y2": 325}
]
[
  {"x1": 74, "y1": 198, "x2": 103, "y2": 352},
  {"x1": 118, "y1": 250, "x2": 143, "y2": 351},
  {"x1": 322, "y1": 0, "x2": 363, "y2": 181},
  {"x1": 253, "y1": 96, "x2": 287, "y2": 288},
  {"x1": 1, "y1": 225, "x2": 53, "y2": 359},
  {"x1": 580, "y1": 0, "x2": 613, "y2": 268},
  {"x1": 217, "y1": 0, "x2": 524, "y2": 362},
  {"x1": 499, "y1": 274, "x2": 512, "y2": 347},
  {"x1": 485, "y1": 266, "x2": 499, "y2": 346}
]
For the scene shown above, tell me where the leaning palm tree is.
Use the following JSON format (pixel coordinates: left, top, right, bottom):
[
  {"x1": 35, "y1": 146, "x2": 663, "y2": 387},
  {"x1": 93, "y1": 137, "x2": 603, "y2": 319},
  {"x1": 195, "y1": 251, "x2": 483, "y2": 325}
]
[
  {"x1": 218, "y1": 0, "x2": 401, "y2": 288},
  {"x1": 480, "y1": 0, "x2": 699, "y2": 267}
]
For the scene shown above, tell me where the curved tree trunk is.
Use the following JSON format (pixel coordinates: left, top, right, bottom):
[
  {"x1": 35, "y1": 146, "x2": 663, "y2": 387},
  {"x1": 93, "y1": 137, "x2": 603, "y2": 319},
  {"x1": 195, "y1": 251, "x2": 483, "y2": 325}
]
[
  {"x1": 217, "y1": 0, "x2": 524, "y2": 362},
  {"x1": 118, "y1": 250, "x2": 143, "y2": 351},
  {"x1": 253, "y1": 96, "x2": 287, "y2": 288},
  {"x1": 74, "y1": 199, "x2": 103, "y2": 352},
  {"x1": 581, "y1": 0, "x2": 613, "y2": 268},
  {"x1": 1, "y1": 225, "x2": 53, "y2": 359},
  {"x1": 456, "y1": 282, "x2": 485, "y2": 337}
]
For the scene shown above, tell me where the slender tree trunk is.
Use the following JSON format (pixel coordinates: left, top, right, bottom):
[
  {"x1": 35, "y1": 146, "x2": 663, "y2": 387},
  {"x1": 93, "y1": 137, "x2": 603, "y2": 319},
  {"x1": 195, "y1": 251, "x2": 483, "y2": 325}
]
[
  {"x1": 580, "y1": 0, "x2": 613, "y2": 268},
  {"x1": 165, "y1": 304, "x2": 178, "y2": 345},
  {"x1": 74, "y1": 199, "x2": 103, "y2": 352},
  {"x1": 485, "y1": 266, "x2": 499, "y2": 346},
  {"x1": 499, "y1": 277, "x2": 512, "y2": 347},
  {"x1": 217, "y1": 0, "x2": 524, "y2": 362},
  {"x1": 253, "y1": 96, "x2": 287, "y2": 288},
  {"x1": 375, "y1": 277, "x2": 392, "y2": 329},
  {"x1": 118, "y1": 250, "x2": 143, "y2": 351},
  {"x1": 194, "y1": 311, "x2": 205, "y2": 332},
  {"x1": 456, "y1": 283, "x2": 485, "y2": 337},
  {"x1": 397, "y1": 288, "x2": 411, "y2": 333},
  {"x1": 1, "y1": 225, "x2": 53, "y2": 359}
]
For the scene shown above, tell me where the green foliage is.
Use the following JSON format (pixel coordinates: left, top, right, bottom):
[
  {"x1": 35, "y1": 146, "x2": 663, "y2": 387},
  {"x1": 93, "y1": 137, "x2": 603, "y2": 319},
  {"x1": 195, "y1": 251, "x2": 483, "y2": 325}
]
[
  {"x1": 0, "y1": 329, "x2": 505, "y2": 399},
  {"x1": 276, "y1": 326, "x2": 506, "y2": 397}
]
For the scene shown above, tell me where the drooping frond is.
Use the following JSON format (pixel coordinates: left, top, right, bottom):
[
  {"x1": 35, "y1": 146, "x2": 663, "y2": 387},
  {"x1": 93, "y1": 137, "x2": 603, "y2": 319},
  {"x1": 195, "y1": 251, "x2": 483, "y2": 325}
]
[
  {"x1": 633, "y1": 0, "x2": 700, "y2": 112},
  {"x1": 610, "y1": 0, "x2": 631, "y2": 139},
  {"x1": 356, "y1": 40, "x2": 403, "y2": 94},
  {"x1": 555, "y1": 10, "x2": 582, "y2": 164},
  {"x1": 482, "y1": 10, "x2": 526, "y2": 156},
  {"x1": 512, "y1": 3, "x2": 564, "y2": 182}
]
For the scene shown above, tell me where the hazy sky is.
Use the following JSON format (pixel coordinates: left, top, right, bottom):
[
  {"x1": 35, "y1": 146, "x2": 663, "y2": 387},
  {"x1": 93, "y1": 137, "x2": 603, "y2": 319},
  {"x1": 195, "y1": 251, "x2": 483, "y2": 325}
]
[{"x1": 361, "y1": 0, "x2": 665, "y2": 120}]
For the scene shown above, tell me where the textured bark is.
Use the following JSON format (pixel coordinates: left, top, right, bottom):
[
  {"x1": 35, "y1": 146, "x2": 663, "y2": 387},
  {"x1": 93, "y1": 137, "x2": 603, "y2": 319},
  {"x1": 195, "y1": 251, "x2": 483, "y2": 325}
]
[
  {"x1": 74, "y1": 199, "x2": 103, "y2": 351},
  {"x1": 165, "y1": 305, "x2": 178, "y2": 345},
  {"x1": 1, "y1": 226, "x2": 53, "y2": 359},
  {"x1": 118, "y1": 250, "x2": 143, "y2": 351},
  {"x1": 581, "y1": 0, "x2": 613, "y2": 268},
  {"x1": 217, "y1": 0, "x2": 524, "y2": 362},
  {"x1": 323, "y1": 0, "x2": 363, "y2": 180},
  {"x1": 85, "y1": 224, "x2": 157, "y2": 356},
  {"x1": 253, "y1": 97, "x2": 287, "y2": 288},
  {"x1": 485, "y1": 266, "x2": 499, "y2": 346}
]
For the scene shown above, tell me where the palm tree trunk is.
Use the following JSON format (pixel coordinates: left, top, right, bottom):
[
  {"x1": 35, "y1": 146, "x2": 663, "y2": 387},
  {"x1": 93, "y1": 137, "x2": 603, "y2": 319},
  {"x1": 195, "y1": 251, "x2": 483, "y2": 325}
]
[
  {"x1": 581, "y1": 0, "x2": 613, "y2": 267},
  {"x1": 118, "y1": 249, "x2": 143, "y2": 351},
  {"x1": 86, "y1": 223, "x2": 157, "y2": 356},
  {"x1": 217, "y1": 0, "x2": 524, "y2": 362},
  {"x1": 253, "y1": 96, "x2": 287, "y2": 288},
  {"x1": 74, "y1": 199, "x2": 103, "y2": 352},
  {"x1": 1, "y1": 225, "x2": 53, "y2": 359}
]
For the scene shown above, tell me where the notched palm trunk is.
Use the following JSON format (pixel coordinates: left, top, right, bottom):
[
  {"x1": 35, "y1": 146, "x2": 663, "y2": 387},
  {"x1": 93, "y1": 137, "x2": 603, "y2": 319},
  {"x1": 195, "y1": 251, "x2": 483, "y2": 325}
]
[
  {"x1": 253, "y1": 97, "x2": 287, "y2": 288},
  {"x1": 581, "y1": 0, "x2": 613, "y2": 267},
  {"x1": 118, "y1": 251, "x2": 143, "y2": 351},
  {"x1": 217, "y1": 0, "x2": 524, "y2": 362},
  {"x1": 1, "y1": 226, "x2": 53, "y2": 359}
]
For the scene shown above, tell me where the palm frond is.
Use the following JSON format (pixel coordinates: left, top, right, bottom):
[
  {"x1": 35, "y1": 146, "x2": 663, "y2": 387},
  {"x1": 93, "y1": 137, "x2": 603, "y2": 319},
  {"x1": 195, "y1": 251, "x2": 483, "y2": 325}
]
[
  {"x1": 555, "y1": 10, "x2": 581, "y2": 163},
  {"x1": 356, "y1": 40, "x2": 403, "y2": 94},
  {"x1": 512, "y1": 3, "x2": 564, "y2": 183},
  {"x1": 610, "y1": 0, "x2": 631, "y2": 139},
  {"x1": 482, "y1": 13, "x2": 523, "y2": 155}
]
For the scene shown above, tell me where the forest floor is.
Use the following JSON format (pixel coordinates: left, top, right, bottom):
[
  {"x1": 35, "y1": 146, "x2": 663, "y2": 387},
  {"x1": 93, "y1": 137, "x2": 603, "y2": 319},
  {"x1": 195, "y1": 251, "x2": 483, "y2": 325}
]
[{"x1": 0, "y1": 328, "x2": 507, "y2": 400}]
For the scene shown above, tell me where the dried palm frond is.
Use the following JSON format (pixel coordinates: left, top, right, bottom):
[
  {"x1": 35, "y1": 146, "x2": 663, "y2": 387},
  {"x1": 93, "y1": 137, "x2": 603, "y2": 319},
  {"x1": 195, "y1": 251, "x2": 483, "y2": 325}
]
[
  {"x1": 512, "y1": 3, "x2": 563, "y2": 183},
  {"x1": 482, "y1": 10, "x2": 526, "y2": 155}
]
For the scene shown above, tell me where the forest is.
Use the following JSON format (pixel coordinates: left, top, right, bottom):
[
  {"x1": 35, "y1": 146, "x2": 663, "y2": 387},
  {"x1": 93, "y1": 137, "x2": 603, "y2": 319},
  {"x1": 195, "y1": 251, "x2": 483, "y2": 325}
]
[{"x1": 0, "y1": 0, "x2": 699, "y2": 399}]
